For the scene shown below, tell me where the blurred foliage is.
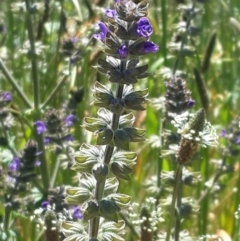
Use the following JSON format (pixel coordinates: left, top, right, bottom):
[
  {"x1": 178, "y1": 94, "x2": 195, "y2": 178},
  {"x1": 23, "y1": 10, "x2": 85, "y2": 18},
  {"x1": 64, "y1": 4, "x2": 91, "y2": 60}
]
[{"x1": 0, "y1": 0, "x2": 240, "y2": 240}]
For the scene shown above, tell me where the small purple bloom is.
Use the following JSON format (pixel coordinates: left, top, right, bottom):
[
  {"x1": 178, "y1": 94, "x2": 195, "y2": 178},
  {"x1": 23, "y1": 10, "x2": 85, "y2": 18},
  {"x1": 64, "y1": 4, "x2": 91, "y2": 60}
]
[
  {"x1": 137, "y1": 17, "x2": 153, "y2": 37},
  {"x1": 65, "y1": 134, "x2": 74, "y2": 142},
  {"x1": 34, "y1": 121, "x2": 47, "y2": 135},
  {"x1": 142, "y1": 41, "x2": 159, "y2": 54},
  {"x1": 36, "y1": 151, "x2": 42, "y2": 157},
  {"x1": 3, "y1": 92, "x2": 12, "y2": 102},
  {"x1": 236, "y1": 136, "x2": 240, "y2": 144},
  {"x1": 35, "y1": 160, "x2": 41, "y2": 166},
  {"x1": 105, "y1": 9, "x2": 116, "y2": 19},
  {"x1": 93, "y1": 22, "x2": 108, "y2": 41},
  {"x1": 41, "y1": 201, "x2": 50, "y2": 209},
  {"x1": 65, "y1": 114, "x2": 76, "y2": 127},
  {"x1": 44, "y1": 136, "x2": 51, "y2": 144},
  {"x1": 115, "y1": 0, "x2": 127, "y2": 3},
  {"x1": 9, "y1": 157, "x2": 20, "y2": 171},
  {"x1": 187, "y1": 99, "x2": 195, "y2": 107},
  {"x1": 219, "y1": 129, "x2": 227, "y2": 137},
  {"x1": 72, "y1": 206, "x2": 83, "y2": 220},
  {"x1": 117, "y1": 45, "x2": 128, "y2": 58}
]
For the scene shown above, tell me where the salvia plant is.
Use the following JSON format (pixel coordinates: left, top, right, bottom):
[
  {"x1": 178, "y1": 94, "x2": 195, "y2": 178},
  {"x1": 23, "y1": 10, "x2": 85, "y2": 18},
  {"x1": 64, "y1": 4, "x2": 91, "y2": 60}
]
[
  {"x1": 0, "y1": 0, "x2": 240, "y2": 241},
  {"x1": 61, "y1": 0, "x2": 159, "y2": 240}
]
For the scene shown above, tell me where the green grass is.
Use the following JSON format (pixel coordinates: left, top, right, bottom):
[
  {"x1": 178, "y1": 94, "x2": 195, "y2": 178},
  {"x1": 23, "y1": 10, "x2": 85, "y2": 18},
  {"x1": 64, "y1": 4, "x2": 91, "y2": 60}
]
[{"x1": 0, "y1": 0, "x2": 240, "y2": 240}]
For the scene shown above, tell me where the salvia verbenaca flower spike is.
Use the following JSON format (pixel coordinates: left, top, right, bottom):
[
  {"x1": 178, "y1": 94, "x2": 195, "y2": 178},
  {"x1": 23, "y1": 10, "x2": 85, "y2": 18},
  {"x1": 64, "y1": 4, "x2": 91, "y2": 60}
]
[
  {"x1": 62, "y1": 0, "x2": 159, "y2": 240},
  {"x1": 164, "y1": 76, "x2": 195, "y2": 120}
]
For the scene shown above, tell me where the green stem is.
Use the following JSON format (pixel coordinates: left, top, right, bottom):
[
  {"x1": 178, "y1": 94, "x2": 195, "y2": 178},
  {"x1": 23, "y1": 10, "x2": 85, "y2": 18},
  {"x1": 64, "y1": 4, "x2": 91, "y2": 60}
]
[
  {"x1": 161, "y1": 0, "x2": 167, "y2": 65},
  {"x1": 156, "y1": 120, "x2": 164, "y2": 203},
  {"x1": 6, "y1": 108, "x2": 33, "y2": 129},
  {"x1": 89, "y1": 84, "x2": 125, "y2": 238},
  {"x1": 174, "y1": 173, "x2": 183, "y2": 241},
  {"x1": 119, "y1": 211, "x2": 139, "y2": 239},
  {"x1": 3, "y1": 205, "x2": 11, "y2": 233},
  {"x1": 172, "y1": 2, "x2": 196, "y2": 75},
  {"x1": 50, "y1": 156, "x2": 61, "y2": 188},
  {"x1": 50, "y1": 143, "x2": 75, "y2": 187},
  {"x1": 165, "y1": 164, "x2": 183, "y2": 241},
  {"x1": 25, "y1": 0, "x2": 40, "y2": 110},
  {"x1": 0, "y1": 58, "x2": 32, "y2": 109},
  {"x1": 42, "y1": 75, "x2": 68, "y2": 109},
  {"x1": 25, "y1": 0, "x2": 50, "y2": 193},
  {"x1": 197, "y1": 157, "x2": 226, "y2": 204},
  {"x1": 53, "y1": 0, "x2": 64, "y2": 85},
  {"x1": 34, "y1": 133, "x2": 50, "y2": 193}
]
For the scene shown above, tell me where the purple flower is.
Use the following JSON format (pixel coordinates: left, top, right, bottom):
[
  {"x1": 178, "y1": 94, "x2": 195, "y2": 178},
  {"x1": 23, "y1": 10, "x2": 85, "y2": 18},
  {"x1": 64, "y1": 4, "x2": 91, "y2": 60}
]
[
  {"x1": 115, "y1": 0, "x2": 127, "y2": 3},
  {"x1": 41, "y1": 201, "x2": 50, "y2": 209},
  {"x1": 187, "y1": 99, "x2": 195, "y2": 107},
  {"x1": 44, "y1": 136, "x2": 51, "y2": 144},
  {"x1": 3, "y1": 92, "x2": 12, "y2": 102},
  {"x1": 236, "y1": 136, "x2": 240, "y2": 144},
  {"x1": 142, "y1": 41, "x2": 159, "y2": 54},
  {"x1": 137, "y1": 17, "x2": 153, "y2": 37},
  {"x1": 105, "y1": 9, "x2": 116, "y2": 19},
  {"x1": 35, "y1": 160, "x2": 41, "y2": 166},
  {"x1": 72, "y1": 206, "x2": 83, "y2": 220},
  {"x1": 65, "y1": 114, "x2": 76, "y2": 127},
  {"x1": 130, "y1": 41, "x2": 159, "y2": 56},
  {"x1": 117, "y1": 45, "x2": 128, "y2": 58},
  {"x1": 219, "y1": 129, "x2": 227, "y2": 137},
  {"x1": 93, "y1": 22, "x2": 108, "y2": 41},
  {"x1": 34, "y1": 121, "x2": 47, "y2": 135},
  {"x1": 9, "y1": 157, "x2": 20, "y2": 171},
  {"x1": 64, "y1": 134, "x2": 74, "y2": 142}
]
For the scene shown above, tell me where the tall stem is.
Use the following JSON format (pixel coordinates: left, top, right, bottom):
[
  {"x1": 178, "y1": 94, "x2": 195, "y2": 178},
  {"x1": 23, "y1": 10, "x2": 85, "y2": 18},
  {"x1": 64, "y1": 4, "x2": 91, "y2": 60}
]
[
  {"x1": 0, "y1": 58, "x2": 32, "y2": 109},
  {"x1": 165, "y1": 164, "x2": 183, "y2": 241},
  {"x1": 156, "y1": 120, "x2": 164, "y2": 203},
  {"x1": 174, "y1": 174, "x2": 183, "y2": 241},
  {"x1": 25, "y1": 0, "x2": 50, "y2": 192},
  {"x1": 172, "y1": 2, "x2": 196, "y2": 75},
  {"x1": 89, "y1": 82, "x2": 125, "y2": 238},
  {"x1": 25, "y1": 0, "x2": 40, "y2": 110}
]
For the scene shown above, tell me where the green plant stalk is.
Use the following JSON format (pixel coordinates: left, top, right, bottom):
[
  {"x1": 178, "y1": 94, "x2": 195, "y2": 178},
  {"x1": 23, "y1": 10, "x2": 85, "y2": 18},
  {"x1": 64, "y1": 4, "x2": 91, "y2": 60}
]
[
  {"x1": 119, "y1": 211, "x2": 139, "y2": 239},
  {"x1": 6, "y1": 108, "x2": 33, "y2": 129},
  {"x1": 174, "y1": 176, "x2": 183, "y2": 241},
  {"x1": 34, "y1": 132, "x2": 50, "y2": 193},
  {"x1": 50, "y1": 142, "x2": 75, "y2": 188},
  {"x1": 89, "y1": 83, "x2": 124, "y2": 237},
  {"x1": 172, "y1": 2, "x2": 196, "y2": 75},
  {"x1": 233, "y1": 157, "x2": 240, "y2": 237},
  {"x1": 156, "y1": 117, "x2": 164, "y2": 208},
  {"x1": 1, "y1": 118, "x2": 14, "y2": 235},
  {"x1": 25, "y1": 0, "x2": 40, "y2": 110},
  {"x1": 42, "y1": 75, "x2": 68, "y2": 109},
  {"x1": 197, "y1": 171, "x2": 222, "y2": 205},
  {"x1": 161, "y1": 0, "x2": 167, "y2": 65},
  {"x1": 0, "y1": 58, "x2": 32, "y2": 109},
  {"x1": 25, "y1": 0, "x2": 50, "y2": 192},
  {"x1": 165, "y1": 164, "x2": 183, "y2": 241},
  {"x1": 52, "y1": 0, "x2": 64, "y2": 89},
  {"x1": 3, "y1": 205, "x2": 11, "y2": 235}
]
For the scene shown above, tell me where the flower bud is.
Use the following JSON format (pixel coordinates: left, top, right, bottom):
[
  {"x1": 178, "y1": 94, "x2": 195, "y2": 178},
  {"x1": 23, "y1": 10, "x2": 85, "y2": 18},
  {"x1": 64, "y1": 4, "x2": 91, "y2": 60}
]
[
  {"x1": 111, "y1": 162, "x2": 132, "y2": 180},
  {"x1": 83, "y1": 200, "x2": 99, "y2": 221},
  {"x1": 92, "y1": 163, "x2": 109, "y2": 182},
  {"x1": 99, "y1": 199, "x2": 120, "y2": 222}
]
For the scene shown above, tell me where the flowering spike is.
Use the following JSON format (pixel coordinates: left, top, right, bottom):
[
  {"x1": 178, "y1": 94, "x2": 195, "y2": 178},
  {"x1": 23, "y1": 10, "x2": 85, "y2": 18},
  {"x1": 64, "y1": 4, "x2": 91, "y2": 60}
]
[{"x1": 187, "y1": 108, "x2": 205, "y2": 134}]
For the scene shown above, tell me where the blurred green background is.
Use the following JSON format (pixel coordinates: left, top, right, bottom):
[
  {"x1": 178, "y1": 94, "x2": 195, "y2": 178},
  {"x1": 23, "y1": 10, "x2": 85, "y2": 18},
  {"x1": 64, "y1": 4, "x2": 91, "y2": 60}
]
[{"x1": 0, "y1": 0, "x2": 240, "y2": 240}]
